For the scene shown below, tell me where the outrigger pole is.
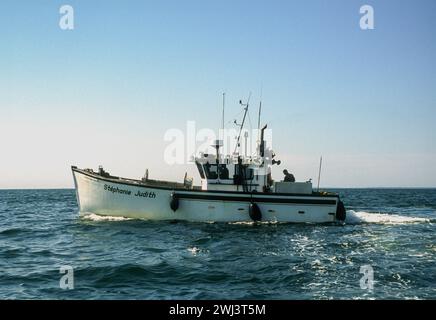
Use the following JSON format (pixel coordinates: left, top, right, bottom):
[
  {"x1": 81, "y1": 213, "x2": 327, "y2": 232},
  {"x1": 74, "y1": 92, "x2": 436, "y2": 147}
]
[{"x1": 234, "y1": 93, "x2": 251, "y2": 155}]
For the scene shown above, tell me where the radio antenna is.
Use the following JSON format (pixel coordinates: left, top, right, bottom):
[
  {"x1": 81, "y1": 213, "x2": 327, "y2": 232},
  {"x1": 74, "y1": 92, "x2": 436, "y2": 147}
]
[
  {"x1": 317, "y1": 156, "x2": 323, "y2": 191},
  {"x1": 222, "y1": 92, "x2": 225, "y2": 134},
  {"x1": 257, "y1": 87, "x2": 262, "y2": 130},
  {"x1": 257, "y1": 86, "x2": 262, "y2": 141}
]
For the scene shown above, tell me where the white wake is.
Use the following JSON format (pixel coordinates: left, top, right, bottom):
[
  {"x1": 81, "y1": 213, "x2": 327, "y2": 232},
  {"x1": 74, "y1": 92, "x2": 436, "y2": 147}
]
[
  {"x1": 79, "y1": 211, "x2": 430, "y2": 225},
  {"x1": 80, "y1": 213, "x2": 132, "y2": 221},
  {"x1": 345, "y1": 210, "x2": 430, "y2": 225}
]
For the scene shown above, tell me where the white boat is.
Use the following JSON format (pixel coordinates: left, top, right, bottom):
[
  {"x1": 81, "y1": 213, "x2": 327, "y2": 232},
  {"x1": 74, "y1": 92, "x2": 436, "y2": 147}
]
[{"x1": 72, "y1": 99, "x2": 346, "y2": 223}]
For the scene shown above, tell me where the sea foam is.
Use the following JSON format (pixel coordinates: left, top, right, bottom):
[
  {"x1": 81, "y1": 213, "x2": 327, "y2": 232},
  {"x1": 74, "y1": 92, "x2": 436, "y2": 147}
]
[
  {"x1": 345, "y1": 210, "x2": 430, "y2": 225},
  {"x1": 80, "y1": 213, "x2": 132, "y2": 221}
]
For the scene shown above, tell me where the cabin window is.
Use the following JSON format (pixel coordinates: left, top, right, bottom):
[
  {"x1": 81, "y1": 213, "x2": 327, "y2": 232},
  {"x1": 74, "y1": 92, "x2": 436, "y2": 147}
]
[
  {"x1": 196, "y1": 162, "x2": 205, "y2": 179},
  {"x1": 218, "y1": 165, "x2": 230, "y2": 179},
  {"x1": 204, "y1": 163, "x2": 218, "y2": 179}
]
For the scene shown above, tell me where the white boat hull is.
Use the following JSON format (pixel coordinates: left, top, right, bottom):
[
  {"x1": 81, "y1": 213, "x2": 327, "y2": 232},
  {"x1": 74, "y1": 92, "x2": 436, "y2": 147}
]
[{"x1": 72, "y1": 167, "x2": 341, "y2": 223}]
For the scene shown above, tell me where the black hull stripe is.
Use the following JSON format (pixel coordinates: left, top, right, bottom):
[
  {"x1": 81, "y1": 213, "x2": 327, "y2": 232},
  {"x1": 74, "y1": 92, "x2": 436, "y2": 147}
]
[
  {"x1": 176, "y1": 193, "x2": 337, "y2": 205},
  {"x1": 72, "y1": 167, "x2": 339, "y2": 200}
]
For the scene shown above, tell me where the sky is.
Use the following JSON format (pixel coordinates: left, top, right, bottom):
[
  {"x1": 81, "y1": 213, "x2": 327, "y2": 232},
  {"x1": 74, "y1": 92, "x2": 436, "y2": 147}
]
[{"x1": 0, "y1": 0, "x2": 435, "y2": 188}]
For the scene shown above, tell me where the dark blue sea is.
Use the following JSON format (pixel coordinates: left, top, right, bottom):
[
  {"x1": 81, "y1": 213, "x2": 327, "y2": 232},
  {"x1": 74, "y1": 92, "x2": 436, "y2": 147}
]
[{"x1": 0, "y1": 188, "x2": 435, "y2": 299}]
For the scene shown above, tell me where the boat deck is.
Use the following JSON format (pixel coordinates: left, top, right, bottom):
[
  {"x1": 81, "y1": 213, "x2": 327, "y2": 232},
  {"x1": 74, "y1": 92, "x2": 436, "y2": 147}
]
[{"x1": 77, "y1": 167, "x2": 199, "y2": 190}]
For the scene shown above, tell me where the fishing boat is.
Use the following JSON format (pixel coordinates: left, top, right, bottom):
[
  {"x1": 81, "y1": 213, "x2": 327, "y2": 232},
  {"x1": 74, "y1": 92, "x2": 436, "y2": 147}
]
[{"x1": 72, "y1": 97, "x2": 346, "y2": 223}]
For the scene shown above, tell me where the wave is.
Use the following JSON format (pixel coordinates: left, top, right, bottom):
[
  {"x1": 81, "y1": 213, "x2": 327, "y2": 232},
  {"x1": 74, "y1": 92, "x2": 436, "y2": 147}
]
[
  {"x1": 345, "y1": 210, "x2": 431, "y2": 225},
  {"x1": 0, "y1": 227, "x2": 31, "y2": 236}
]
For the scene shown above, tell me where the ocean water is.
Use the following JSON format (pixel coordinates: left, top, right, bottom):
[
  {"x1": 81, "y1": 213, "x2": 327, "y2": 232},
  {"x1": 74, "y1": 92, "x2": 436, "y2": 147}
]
[{"x1": 0, "y1": 188, "x2": 435, "y2": 300}]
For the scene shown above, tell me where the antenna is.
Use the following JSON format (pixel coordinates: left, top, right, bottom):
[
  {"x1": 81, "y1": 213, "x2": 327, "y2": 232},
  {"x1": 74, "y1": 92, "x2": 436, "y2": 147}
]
[
  {"x1": 222, "y1": 92, "x2": 225, "y2": 136},
  {"x1": 317, "y1": 156, "x2": 323, "y2": 191},
  {"x1": 257, "y1": 86, "x2": 262, "y2": 132},
  {"x1": 257, "y1": 86, "x2": 263, "y2": 145}
]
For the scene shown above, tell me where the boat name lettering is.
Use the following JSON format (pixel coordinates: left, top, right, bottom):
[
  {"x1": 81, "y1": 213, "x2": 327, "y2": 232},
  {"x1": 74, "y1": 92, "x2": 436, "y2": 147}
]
[
  {"x1": 104, "y1": 184, "x2": 132, "y2": 195},
  {"x1": 103, "y1": 184, "x2": 156, "y2": 199},
  {"x1": 134, "y1": 191, "x2": 156, "y2": 198}
]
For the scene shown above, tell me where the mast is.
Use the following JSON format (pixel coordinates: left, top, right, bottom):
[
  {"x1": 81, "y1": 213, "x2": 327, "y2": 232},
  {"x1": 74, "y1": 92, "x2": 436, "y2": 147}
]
[{"x1": 213, "y1": 93, "x2": 225, "y2": 166}]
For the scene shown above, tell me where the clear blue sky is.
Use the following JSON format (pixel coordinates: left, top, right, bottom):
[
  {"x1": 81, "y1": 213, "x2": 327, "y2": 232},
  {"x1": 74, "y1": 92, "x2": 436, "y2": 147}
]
[{"x1": 1, "y1": 0, "x2": 435, "y2": 188}]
